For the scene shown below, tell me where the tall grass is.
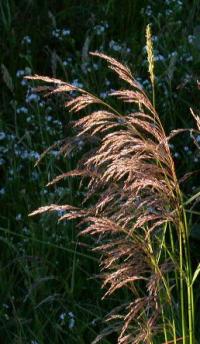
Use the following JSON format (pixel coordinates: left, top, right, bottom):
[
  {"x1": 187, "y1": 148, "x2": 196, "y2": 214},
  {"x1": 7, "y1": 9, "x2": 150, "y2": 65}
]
[
  {"x1": 1, "y1": 2, "x2": 200, "y2": 342},
  {"x1": 26, "y1": 39, "x2": 200, "y2": 343}
]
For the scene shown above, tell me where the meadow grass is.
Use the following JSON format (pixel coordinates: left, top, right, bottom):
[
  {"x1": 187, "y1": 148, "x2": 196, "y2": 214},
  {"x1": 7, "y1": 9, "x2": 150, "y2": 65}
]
[
  {"x1": 26, "y1": 49, "x2": 200, "y2": 343},
  {"x1": 1, "y1": 1, "x2": 200, "y2": 343}
]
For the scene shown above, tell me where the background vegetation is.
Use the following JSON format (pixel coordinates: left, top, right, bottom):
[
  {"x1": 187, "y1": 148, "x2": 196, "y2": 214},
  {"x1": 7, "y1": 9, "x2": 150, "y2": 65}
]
[{"x1": 1, "y1": 1, "x2": 200, "y2": 343}]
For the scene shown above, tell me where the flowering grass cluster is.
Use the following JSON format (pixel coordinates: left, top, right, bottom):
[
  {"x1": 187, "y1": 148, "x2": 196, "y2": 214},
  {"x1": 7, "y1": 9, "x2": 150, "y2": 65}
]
[
  {"x1": 1, "y1": 1, "x2": 200, "y2": 343},
  {"x1": 27, "y1": 49, "x2": 200, "y2": 343}
]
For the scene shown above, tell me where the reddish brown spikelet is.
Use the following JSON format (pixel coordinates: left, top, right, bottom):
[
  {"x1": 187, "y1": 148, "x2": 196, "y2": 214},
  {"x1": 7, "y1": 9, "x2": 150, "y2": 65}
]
[
  {"x1": 110, "y1": 90, "x2": 155, "y2": 115},
  {"x1": 90, "y1": 51, "x2": 142, "y2": 89},
  {"x1": 25, "y1": 74, "x2": 65, "y2": 84},
  {"x1": 66, "y1": 94, "x2": 102, "y2": 112}
]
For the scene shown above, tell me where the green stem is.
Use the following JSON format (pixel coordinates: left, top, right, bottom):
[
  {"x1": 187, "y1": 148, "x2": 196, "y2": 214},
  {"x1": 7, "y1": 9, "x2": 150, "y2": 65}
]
[
  {"x1": 152, "y1": 82, "x2": 156, "y2": 110},
  {"x1": 182, "y1": 210, "x2": 194, "y2": 344},
  {"x1": 179, "y1": 227, "x2": 186, "y2": 344}
]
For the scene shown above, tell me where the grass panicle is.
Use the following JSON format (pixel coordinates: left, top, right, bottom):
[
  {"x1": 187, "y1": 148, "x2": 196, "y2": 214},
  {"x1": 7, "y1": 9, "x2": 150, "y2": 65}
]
[{"x1": 27, "y1": 51, "x2": 198, "y2": 343}]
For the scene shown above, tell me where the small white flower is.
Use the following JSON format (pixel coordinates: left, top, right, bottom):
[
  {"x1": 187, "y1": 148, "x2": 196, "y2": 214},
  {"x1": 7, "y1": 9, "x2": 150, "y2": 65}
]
[
  {"x1": 31, "y1": 171, "x2": 39, "y2": 180},
  {"x1": 117, "y1": 118, "x2": 125, "y2": 124},
  {"x1": 68, "y1": 311, "x2": 74, "y2": 318},
  {"x1": 31, "y1": 151, "x2": 40, "y2": 159},
  {"x1": 53, "y1": 120, "x2": 62, "y2": 127},
  {"x1": 152, "y1": 35, "x2": 158, "y2": 42},
  {"x1": 168, "y1": 51, "x2": 178, "y2": 58},
  {"x1": 109, "y1": 40, "x2": 121, "y2": 51},
  {"x1": 68, "y1": 317, "x2": 75, "y2": 329},
  {"x1": 8, "y1": 134, "x2": 15, "y2": 141},
  {"x1": 16, "y1": 214, "x2": 22, "y2": 221},
  {"x1": 47, "y1": 116, "x2": 52, "y2": 121},
  {"x1": 21, "y1": 150, "x2": 29, "y2": 159},
  {"x1": 92, "y1": 63, "x2": 99, "y2": 70},
  {"x1": 188, "y1": 35, "x2": 195, "y2": 44},
  {"x1": 16, "y1": 67, "x2": 31, "y2": 78},
  {"x1": 186, "y1": 56, "x2": 193, "y2": 62},
  {"x1": 22, "y1": 35, "x2": 32, "y2": 45},
  {"x1": 95, "y1": 25, "x2": 105, "y2": 35},
  {"x1": 51, "y1": 150, "x2": 59, "y2": 157},
  {"x1": 0, "y1": 132, "x2": 6, "y2": 140},
  {"x1": 63, "y1": 57, "x2": 73, "y2": 66},
  {"x1": 143, "y1": 79, "x2": 150, "y2": 86},
  {"x1": 0, "y1": 188, "x2": 5, "y2": 195},
  {"x1": 26, "y1": 116, "x2": 32, "y2": 123},
  {"x1": 23, "y1": 227, "x2": 29, "y2": 234},
  {"x1": 52, "y1": 29, "x2": 61, "y2": 38},
  {"x1": 91, "y1": 318, "x2": 97, "y2": 326},
  {"x1": 16, "y1": 106, "x2": 28, "y2": 114},
  {"x1": 57, "y1": 209, "x2": 65, "y2": 217},
  {"x1": 105, "y1": 79, "x2": 110, "y2": 86},
  {"x1": 154, "y1": 54, "x2": 165, "y2": 62},
  {"x1": 77, "y1": 139, "x2": 84, "y2": 148},
  {"x1": 24, "y1": 67, "x2": 32, "y2": 75},
  {"x1": 95, "y1": 22, "x2": 108, "y2": 35},
  {"x1": 21, "y1": 79, "x2": 28, "y2": 86},
  {"x1": 26, "y1": 93, "x2": 40, "y2": 103},
  {"x1": 39, "y1": 101, "x2": 45, "y2": 107},
  {"x1": 46, "y1": 106, "x2": 52, "y2": 112},
  {"x1": 166, "y1": 9, "x2": 173, "y2": 16},
  {"x1": 59, "y1": 312, "x2": 67, "y2": 320},
  {"x1": 71, "y1": 79, "x2": 83, "y2": 88},
  {"x1": 68, "y1": 312, "x2": 75, "y2": 329},
  {"x1": 16, "y1": 70, "x2": 25, "y2": 78},
  {"x1": 100, "y1": 91, "x2": 108, "y2": 99},
  {"x1": 145, "y1": 5, "x2": 152, "y2": 16},
  {"x1": 174, "y1": 152, "x2": 180, "y2": 158},
  {"x1": 62, "y1": 28, "x2": 70, "y2": 36},
  {"x1": 3, "y1": 303, "x2": 9, "y2": 309}
]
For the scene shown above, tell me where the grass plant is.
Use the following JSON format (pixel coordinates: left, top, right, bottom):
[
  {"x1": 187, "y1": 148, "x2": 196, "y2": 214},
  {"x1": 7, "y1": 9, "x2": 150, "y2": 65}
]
[
  {"x1": 1, "y1": 1, "x2": 200, "y2": 343},
  {"x1": 26, "y1": 47, "x2": 200, "y2": 343}
]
